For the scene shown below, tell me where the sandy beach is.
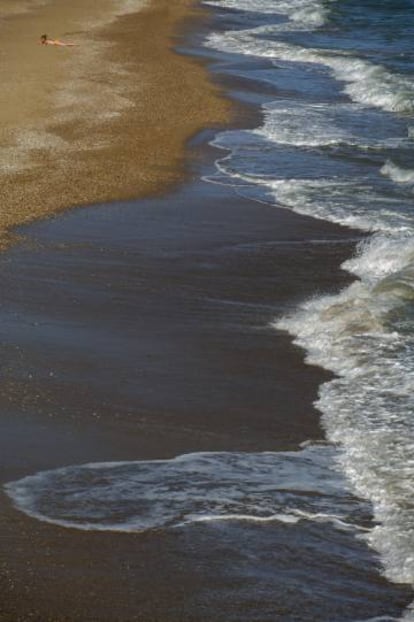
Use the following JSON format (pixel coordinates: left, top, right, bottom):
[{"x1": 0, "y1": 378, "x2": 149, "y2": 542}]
[{"x1": 0, "y1": 0, "x2": 230, "y2": 247}]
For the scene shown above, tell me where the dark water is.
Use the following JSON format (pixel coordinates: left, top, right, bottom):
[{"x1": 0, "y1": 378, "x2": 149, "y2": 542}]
[{"x1": 2, "y1": 0, "x2": 414, "y2": 619}]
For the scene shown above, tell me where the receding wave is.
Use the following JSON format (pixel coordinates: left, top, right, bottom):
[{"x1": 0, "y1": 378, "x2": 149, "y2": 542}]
[{"x1": 4, "y1": 445, "x2": 367, "y2": 534}]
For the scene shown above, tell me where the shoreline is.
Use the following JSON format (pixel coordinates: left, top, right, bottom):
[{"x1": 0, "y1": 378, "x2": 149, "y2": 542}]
[
  {"x1": 0, "y1": 143, "x2": 365, "y2": 621},
  {"x1": 0, "y1": 0, "x2": 231, "y2": 248}
]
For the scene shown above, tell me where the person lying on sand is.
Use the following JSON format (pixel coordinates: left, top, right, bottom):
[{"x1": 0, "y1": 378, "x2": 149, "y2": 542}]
[{"x1": 40, "y1": 34, "x2": 78, "y2": 47}]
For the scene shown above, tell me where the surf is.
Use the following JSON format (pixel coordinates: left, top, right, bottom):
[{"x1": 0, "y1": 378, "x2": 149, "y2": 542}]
[{"x1": 203, "y1": 0, "x2": 414, "y2": 615}]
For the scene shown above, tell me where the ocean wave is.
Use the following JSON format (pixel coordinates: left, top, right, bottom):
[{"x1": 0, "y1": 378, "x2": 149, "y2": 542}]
[
  {"x1": 206, "y1": 27, "x2": 414, "y2": 113},
  {"x1": 254, "y1": 100, "x2": 408, "y2": 149},
  {"x1": 276, "y1": 232, "x2": 414, "y2": 586},
  {"x1": 4, "y1": 445, "x2": 367, "y2": 534},
  {"x1": 266, "y1": 179, "x2": 411, "y2": 232},
  {"x1": 207, "y1": 164, "x2": 413, "y2": 233},
  {"x1": 381, "y1": 161, "x2": 414, "y2": 185},
  {"x1": 204, "y1": 0, "x2": 333, "y2": 29}
]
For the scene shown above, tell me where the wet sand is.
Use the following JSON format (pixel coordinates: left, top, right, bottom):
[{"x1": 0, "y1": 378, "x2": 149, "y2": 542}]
[{"x1": 0, "y1": 0, "x2": 230, "y2": 247}]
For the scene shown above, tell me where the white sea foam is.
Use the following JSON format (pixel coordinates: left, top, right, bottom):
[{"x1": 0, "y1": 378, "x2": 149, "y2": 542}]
[
  {"x1": 257, "y1": 100, "x2": 409, "y2": 150},
  {"x1": 204, "y1": 0, "x2": 332, "y2": 29},
  {"x1": 205, "y1": 0, "x2": 285, "y2": 13},
  {"x1": 207, "y1": 166, "x2": 412, "y2": 233},
  {"x1": 266, "y1": 179, "x2": 413, "y2": 233},
  {"x1": 276, "y1": 231, "x2": 414, "y2": 585},
  {"x1": 207, "y1": 98, "x2": 413, "y2": 235},
  {"x1": 381, "y1": 161, "x2": 414, "y2": 186},
  {"x1": 254, "y1": 101, "x2": 402, "y2": 149},
  {"x1": 206, "y1": 27, "x2": 414, "y2": 113},
  {"x1": 4, "y1": 445, "x2": 366, "y2": 534},
  {"x1": 177, "y1": 512, "x2": 302, "y2": 526}
]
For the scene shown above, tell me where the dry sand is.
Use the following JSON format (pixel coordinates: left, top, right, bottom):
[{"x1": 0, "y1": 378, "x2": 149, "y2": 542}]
[{"x1": 0, "y1": 0, "x2": 231, "y2": 247}]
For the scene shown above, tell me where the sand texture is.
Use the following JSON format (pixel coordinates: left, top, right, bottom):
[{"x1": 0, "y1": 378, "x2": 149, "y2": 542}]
[{"x1": 0, "y1": 0, "x2": 231, "y2": 247}]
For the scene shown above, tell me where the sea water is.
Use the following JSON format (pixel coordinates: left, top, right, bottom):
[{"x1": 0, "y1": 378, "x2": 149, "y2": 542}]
[
  {"x1": 4, "y1": 0, "x2": 414, "y2": 619},
  {"x1": 203, "y1": 0, "x2": 414, "y2": 616}
]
